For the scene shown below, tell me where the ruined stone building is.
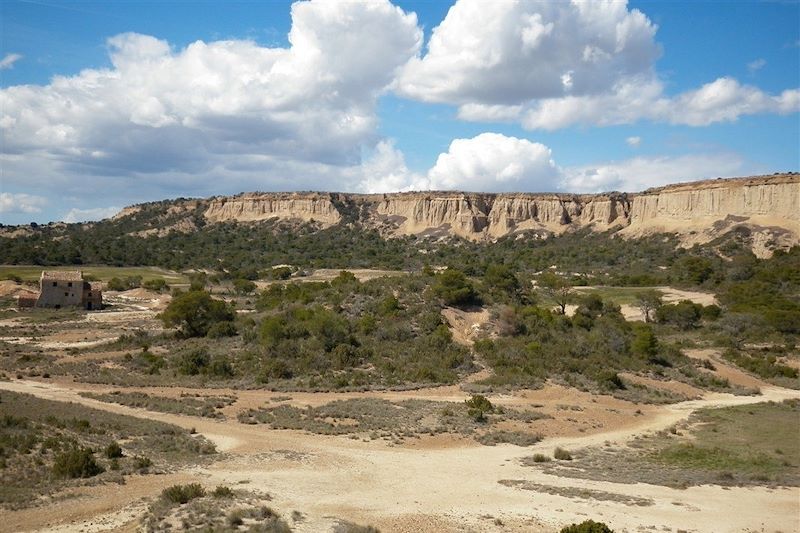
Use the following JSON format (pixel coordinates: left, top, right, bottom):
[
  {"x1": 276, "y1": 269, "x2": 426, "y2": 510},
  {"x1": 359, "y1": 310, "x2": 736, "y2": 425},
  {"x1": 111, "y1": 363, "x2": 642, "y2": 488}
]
[{"x1": 19, "y1": 271, "x2": 102, "y2": 310}]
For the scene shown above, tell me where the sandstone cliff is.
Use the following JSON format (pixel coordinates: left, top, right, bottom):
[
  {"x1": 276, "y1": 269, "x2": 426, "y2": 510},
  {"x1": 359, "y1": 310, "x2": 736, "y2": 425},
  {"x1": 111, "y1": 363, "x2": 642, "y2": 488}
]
[
  {"x1": 111, "y1": 174, "x2": 799, "y2": 255},
  {"x1": 203, "y1": 192, "x2": 342, "y2": 227},
  {"x1": 621, "y1": 175, "x2": 799, "y2": 256}
]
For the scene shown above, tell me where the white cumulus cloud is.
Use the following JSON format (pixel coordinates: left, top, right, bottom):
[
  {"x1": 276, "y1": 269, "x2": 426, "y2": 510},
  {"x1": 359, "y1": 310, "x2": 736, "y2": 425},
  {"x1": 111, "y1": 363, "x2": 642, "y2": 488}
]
[
  {"x1": 397, "y1": 0, "x2": 798, "y2": 130},
  {"x1": 397, "y1": 0, "x2": 659, "y2": 105},
  {"x1": 0, "y1": 193, "x2": 47, "y2": 214},
  {"x1": 360, "y1": 133, "x2": 559, "y2": 193},
  {"x1": 426, "y1": 133, "x2": 559, "y2": 191},
  {"x1": 0, "y1": 0, "x2": 422, "y2": 200},
  {"x1": 626, "y1": 136, "x2": 642, "y2": 148},
  {"x1": 360, "y1": 133, "x2": 750, "y2": 195}
]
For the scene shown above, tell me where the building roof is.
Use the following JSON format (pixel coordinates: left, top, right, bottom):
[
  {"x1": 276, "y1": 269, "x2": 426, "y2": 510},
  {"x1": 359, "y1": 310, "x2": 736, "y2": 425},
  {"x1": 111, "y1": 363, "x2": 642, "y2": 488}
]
[{"x1": 41, "y1": 270, "x2": 83, "y2": 281}]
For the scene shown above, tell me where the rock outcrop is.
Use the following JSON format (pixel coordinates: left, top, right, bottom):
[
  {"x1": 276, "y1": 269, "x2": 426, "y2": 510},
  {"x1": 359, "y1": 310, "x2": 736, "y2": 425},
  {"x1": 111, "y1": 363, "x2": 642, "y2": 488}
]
[
  {"x1": 621, "y1": 175, "x2": 799, "y2": 256},
  {"x1": 203, "y1": 192, "x2": 342, "y2": 227},
  {"x1": 109, "y1": 174, "x2": 799, "y2": 255}
]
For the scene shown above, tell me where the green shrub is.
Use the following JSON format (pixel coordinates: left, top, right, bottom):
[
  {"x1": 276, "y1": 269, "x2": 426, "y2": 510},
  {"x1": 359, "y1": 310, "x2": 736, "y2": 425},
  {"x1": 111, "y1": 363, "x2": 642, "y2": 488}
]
[
  {"x1": 631, "y1": 325, "x2": 658, "y2": 358},
  {"x1": 560, "y1": 519, "x2": 614, "y2": 533},
  {"x1": 104, "y1": 441, "x2": 123, "y2": 459},
  {"x1": 212, "y1": 485, "x2": 234, "y2": 498},
  {"x1": 331, "y1": 270, "x2": 358, "y2": 287},
  {"x1": 142, "y1": 278, "x2": 168, "y2": 292},
  {"x1": 271, "y1": 266, "x2": 293, "y2": 280},
  {"x1": 598, "y1": 371, "x2": 626, "y2": 391},
  {"x1": 531, "y1": 453, "x2": 551, "y2": 463},
  {"x1": 701, "y1": 304, "x2": 722, "y2": 320},
  {"x1": 178, "y1": 348, "x2": 210, "y2": 375},
  {"x1": 159, "y1": 290, "x2": 235, "y2": 337},
  {"x1": 227, "y1": 510, "x2": 244, "y2": 526},
  {"x1": 433, "y1": 269, "x2": 478, "y2": 307},
  {"x1": 206, "y1": 320, "x2": 237, "y2": 338},
  {"x1": 161, "y1": 483, "x2": 206, "y2": 504},
  {"x1": 53, "y1": 448, "x2": 104, "y2": 479},
  {"x1": 656, "y1": 300, "x2": 702, "y2": 330},
  {"x1": 232, "y1": 278, "x2": 257, "y2": 295},
  {"x1": 133, "y1": 455, "x2": 153, "y2": 470},
  {"x1": 553, "y1": 447, "x2": 572, "y2": 461},
  {"x1": 465, "y1": 394, "x2": 493, "y2": 422},
  {"x1": 107, "y1": 276, "x2": 142, "y2": 291},
  {"x1": 208, "y1": 355, "x2": 235, "y2": 377}
]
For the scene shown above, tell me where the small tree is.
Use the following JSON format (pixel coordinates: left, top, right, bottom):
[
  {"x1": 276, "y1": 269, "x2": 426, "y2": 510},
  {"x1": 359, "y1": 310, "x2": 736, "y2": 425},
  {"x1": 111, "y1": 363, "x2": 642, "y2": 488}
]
[
  {"x1": 105, "y1": 441, "x2": 123, "y2": 459},
  {"x1": 465, "y1": 394, "x2": 494, "y2": 422},
  {"x1": 634, "y1": 289, "x2": 663, "y2": 323},
  {"x1": 560, "y1": 520, "x2": 613, "y2": 533},
  {"x1": 331, "y1": 270, "x2": 358, "y2": 287},
  {"x1": 232, "y1": 278, "x2": 256, "y2": 295},
  {"x1": 483, "y1": 264, "x2": 520, "y2": 297},
  {"x1": 142, "y1": 278, "x2": 169, "y2": 293},
  {"x1": 433, "y1": 268, "x2": 478, "y2": 307},
  {"x1": 160, "y1": 290, "x2": 235, "y2": 337},
  {"x1": 539, "y1": 272, "x2": 572, "y2": 315},
  {"x1": 270, "y1": 266, "x2": 293, "y2": 280},
  {"x1": 656, "y1": 300, "x2": 701, "y2": 330},
  {"x1": 188, "y1": 272, "x2": 208, "y2": 291},
  {"x1": 631, "y1": 324, "x2": 659, "y2": 358},
  {"x1": 53, "y1": 448, "x2": 104, "y2": 479}
]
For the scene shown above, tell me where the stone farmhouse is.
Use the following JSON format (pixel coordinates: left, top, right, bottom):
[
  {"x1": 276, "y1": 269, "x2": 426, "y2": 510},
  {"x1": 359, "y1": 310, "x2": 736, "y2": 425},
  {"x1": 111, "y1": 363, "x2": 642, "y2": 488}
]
[{"x1": 19, "y1": 271, "x2": 102, "y2": 310}]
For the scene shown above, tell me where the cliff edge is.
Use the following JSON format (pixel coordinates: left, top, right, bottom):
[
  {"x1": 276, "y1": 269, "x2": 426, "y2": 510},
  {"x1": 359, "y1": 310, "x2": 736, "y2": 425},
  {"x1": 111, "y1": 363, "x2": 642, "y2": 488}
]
[{"x1": 111, "y1": 173, "x2": 799, "y2": 256}]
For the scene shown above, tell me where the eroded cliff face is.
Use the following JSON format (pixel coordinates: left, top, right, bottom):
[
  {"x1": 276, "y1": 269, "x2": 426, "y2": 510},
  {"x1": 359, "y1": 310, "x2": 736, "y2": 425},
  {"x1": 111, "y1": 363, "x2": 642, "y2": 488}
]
[
  {"x1": 484, "y1": 194, "x2": 630, "y2": 238},
  {"x1": 203, "y1": 193, "x2": 342, "y2": 227},
  {"x1": 372, "y1": 194, "x2": 492, "y2": 239},
  {"x1": 625, "y1": 176, "x2": 799, "y2": 231},
  {"x1": 621, "y1": 175, "x2": 800, "y2": 256},
  {"x1": 111, "y1": 174, "x2": 799, "y2": 255}
]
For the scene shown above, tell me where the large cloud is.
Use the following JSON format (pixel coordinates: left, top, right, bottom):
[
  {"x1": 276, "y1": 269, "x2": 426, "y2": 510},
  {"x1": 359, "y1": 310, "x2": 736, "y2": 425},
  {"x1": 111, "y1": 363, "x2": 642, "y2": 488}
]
[
  {"x1": 397, "y1": 0, "x2": 798, "y2": 129},
  {"x1": 520, "y1": 77, "x2": 800, "y2": 130},
  {"x1": 0, "y1": 0, "x2": 422, "y2": 200},
  {"x1": 360, "y1": 132, "x2": 748, "y2": 195},
  {"x1": 397, "y1": 0, "x2": 659, "y2": 104},
  {"x1": 361, "y1": 133, "x2": 558, "y2": 193},
  {"x1": 426, "y1": 133, "x2": 558, "y2": 191}
]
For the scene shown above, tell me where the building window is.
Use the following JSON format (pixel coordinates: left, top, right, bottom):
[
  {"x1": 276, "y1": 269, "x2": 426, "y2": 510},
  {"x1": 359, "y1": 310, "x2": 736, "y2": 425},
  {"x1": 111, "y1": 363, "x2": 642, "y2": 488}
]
[
  {"x1": 68, "y1": 282, "x2": 73, "y2": 287},
  {"x1": 52, "y1": 282, "x2": 57, "y2": 287},
  {"x1": 65, "y1": 292, "x2": 69, "y2": 297}
]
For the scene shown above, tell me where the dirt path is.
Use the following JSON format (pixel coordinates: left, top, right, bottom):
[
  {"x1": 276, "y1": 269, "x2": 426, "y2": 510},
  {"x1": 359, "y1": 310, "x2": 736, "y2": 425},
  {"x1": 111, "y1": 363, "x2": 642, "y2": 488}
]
[
  {"x1": 684, "y1": 348, "x2": 768, "y2": 390},
  {"x1": 2, "y1": 379, "x2": 798, "y2": 533}
]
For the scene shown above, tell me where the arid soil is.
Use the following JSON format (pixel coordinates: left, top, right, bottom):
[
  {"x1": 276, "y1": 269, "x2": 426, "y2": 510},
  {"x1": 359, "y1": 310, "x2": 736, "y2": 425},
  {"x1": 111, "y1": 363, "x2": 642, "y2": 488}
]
[
  {"x1": 2, "y1": 378, "x2": 798, "y2": 533},
  {"x1": 1, "y1": 297, "x2": 798, "y2": 533}
]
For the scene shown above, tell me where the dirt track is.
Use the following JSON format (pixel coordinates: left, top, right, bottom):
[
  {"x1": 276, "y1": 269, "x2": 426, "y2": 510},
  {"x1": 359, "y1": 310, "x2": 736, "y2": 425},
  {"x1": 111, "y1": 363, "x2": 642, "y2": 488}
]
[{"x1": 2, "y1": 378, "x2": 799, "y2": 533}]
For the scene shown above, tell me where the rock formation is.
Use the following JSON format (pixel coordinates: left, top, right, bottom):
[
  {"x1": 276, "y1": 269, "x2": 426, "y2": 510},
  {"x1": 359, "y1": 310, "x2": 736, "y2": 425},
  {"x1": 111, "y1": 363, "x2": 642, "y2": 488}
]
[
  {"x1": 204, "y1": 192, "x2": 342, "y2": 227},
  {"x1": 110, "y1": 174, "x2": 798, "y2": 256}
]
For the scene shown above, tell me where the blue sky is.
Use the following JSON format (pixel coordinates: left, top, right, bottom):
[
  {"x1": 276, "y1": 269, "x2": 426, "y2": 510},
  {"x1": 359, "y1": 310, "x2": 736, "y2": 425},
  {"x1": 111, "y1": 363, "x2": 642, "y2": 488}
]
[{"x1": 1, "y1": 0, "x2": 798, "y2": 224}]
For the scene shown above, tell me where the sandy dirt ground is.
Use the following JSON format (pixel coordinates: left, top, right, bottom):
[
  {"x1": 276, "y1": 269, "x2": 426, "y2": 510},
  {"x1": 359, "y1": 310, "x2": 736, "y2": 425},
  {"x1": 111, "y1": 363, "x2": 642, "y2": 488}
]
[{"x1": 1, "y1": 377, "x2": 798, "y2": 533}]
